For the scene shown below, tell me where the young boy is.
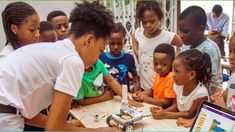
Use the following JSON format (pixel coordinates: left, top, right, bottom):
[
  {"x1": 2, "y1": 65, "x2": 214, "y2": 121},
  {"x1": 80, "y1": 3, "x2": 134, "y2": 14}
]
[
  {"x1": 179, "y1": 6, "x2": 222, "y2": 96},
  {"x1": 47, "y1": 10, "x2": 69, "y2": 40},
  {"x1": 39, "y1": 21, "x2": 57, "y2": 42},
  {"x1": 99, "y1": 22, "x2": 139, "y2": 92},
  {"x1": 73, "y1": 60, "x2": 122, "y2": 106},
  {"x1": 0, "y1": 2, "x2": 115, "y2": 131},
  {"x1": 177, "y1": 34, "x2": 235, "y2": 128},
  {"x1": 132, "y1": 44, "x2": 176, "y2": 108}
]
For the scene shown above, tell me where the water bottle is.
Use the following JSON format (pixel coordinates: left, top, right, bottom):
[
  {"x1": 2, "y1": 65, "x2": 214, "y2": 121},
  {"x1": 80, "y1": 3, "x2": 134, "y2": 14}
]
[{"x1": 121, "y1": 85, "x2": 128, "y2": 111}]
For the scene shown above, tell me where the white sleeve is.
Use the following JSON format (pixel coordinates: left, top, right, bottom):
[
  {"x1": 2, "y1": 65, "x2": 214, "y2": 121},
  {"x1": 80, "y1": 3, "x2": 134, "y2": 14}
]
[{"x1": 55, "y1": 55, "x2": 84, "y2": 97}]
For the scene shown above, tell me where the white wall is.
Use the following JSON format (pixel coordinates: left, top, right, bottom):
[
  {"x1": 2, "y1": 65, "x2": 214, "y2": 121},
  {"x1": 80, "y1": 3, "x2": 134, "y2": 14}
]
[
  {"x1": 181, "y1": 0, "x2": 233, "y2": 35},
  {"x1": 0, "y1": 1, "x2": 77, "y2": 50}
]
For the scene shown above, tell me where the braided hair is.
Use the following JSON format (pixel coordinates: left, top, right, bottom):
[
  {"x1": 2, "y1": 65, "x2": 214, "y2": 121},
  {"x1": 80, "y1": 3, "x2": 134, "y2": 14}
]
[
  {"x1": 2, "y1": 2, "x2": 37, "y2": 50},
  {"x1": 176, "y1": 49, "x2": 212, "y2": 85}
]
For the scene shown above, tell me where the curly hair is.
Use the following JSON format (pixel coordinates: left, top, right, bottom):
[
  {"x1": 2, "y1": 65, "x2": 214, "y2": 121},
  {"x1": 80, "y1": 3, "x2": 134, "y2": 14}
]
[
  {"x1": 154, "y1": 43, "x2": 175, "y2": 61},
  {"x1": 47, "y1": 10, "x2": 67, "y2": 22},
  {"x1": 69, "y1": 1, "x2": 114, "y2": 39},
  {"x1": 179, "y1": 6, "x2": 207, "y2": 28},
  {"x1": 176, "y1": 49, "x2": 212, "y2": 85},
  {"x1": 212, "y1": 4, "x2": 223, "y2": 14},
  {"x1": 2, "y1": 2, "x2": 37, "y2": 50},
  {"x1": 39, "y1": 21, "x2": 55, "y2": 34},
  {"x1": 136, "y1": 0, "x2": 163, "y2": 22}
]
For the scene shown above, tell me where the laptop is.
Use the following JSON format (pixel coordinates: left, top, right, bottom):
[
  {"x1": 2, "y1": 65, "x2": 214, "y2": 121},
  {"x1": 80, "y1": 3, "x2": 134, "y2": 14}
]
[{"x1": 190, "y1": 101, "x2": 235, "y2": 132}]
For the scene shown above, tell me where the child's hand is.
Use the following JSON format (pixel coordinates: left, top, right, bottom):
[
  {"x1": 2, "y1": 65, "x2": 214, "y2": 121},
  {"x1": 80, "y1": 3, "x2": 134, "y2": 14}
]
[
  {"x1": 132, "y1": 91, "x2": 144, "y2": 102},
  {"x1": 128, "y1": 99, "x2": 144, "y2": 107},
  {"x1": 210, "y1": 89, "x2": 224, "y2": 102},
  {"x1": 102, "y1": 89, "x2": 114, "y2": 101},
  {"x1": 150, "y1": 106, "x2": 163, "y2": 113},
  {"x1": 176, "y1": 118, "x2": 194, "y2": 128}
]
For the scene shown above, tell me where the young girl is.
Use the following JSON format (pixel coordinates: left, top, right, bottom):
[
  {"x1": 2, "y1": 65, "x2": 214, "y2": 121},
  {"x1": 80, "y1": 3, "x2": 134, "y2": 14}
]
[
  {"x1": 176, "y1": 34, "x2": 235, "y2": 128},
  {"x1": 132, "y1": 44, "x2": 176, "y2": 108},
  {"x1": 132, "y1": 0, "x2": 182, "y2": 90},
  {"x1": 39, "y1": 21, "x2": 57, "y2": 42},
  {"x1": 0, "y1": 2, "x2": 40, "y2": 60},
  {"x1": 150, "y1": 49, "x2": 211, "y2": 119},
  {"x1": 99, "y1": 22, "x2": 139, "y2": 92}
]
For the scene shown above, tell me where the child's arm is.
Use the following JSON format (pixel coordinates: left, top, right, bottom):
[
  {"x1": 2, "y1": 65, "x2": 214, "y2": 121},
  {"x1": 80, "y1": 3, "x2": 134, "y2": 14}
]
[
  {"x1": 171, "y1": 34, "x2": 183, "y2": 48},
  {"x1": 75, "y1": 89, "x2": 113, "y2": 106},
  {"x1": 45, "y1": 90, "x2": 115, "y2": 130},
  {"x1": 131, "y1": 33, "x2": 139, "y2": 60},
  {"x1": 214, "y1": 89, "x2": 228, "y2": 108},
  {"x1": 104, "y1": 74, "x2": 122, "y2": 96},
  {"x1": 151, "y1": 96, "x2": 208, "y2": 119},
  {"x1": 131, "y1": 74, "x2": 141, "y2": 92}
]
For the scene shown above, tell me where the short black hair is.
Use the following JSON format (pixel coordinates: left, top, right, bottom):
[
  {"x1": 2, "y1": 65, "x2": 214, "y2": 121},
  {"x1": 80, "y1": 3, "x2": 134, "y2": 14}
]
[
  {"x1": 212, "y1": 4, "x2": 223, "y2": 14},
  {"x1": 39, "y1": 21, "x2": 55, "y2": 34},
  {"x1": 47, "y1": 10, "x2": 67, "y2": 21},
  {"x1": 154, "y1": 43, "x2": 175, "y2": 61},
  {"x1": 69, "y1": 1, "x2": 114, "y2": 39},
  {"x1": 179, "y1": 6, "x2": 207, "y2": 28},
  {"x1": 136, "y1": 0, "x2": 163, "y2": 21},
  {"x1": 111, "y1": 22, "x2": 126, "y2": 37},
  {"x1": 176, "y1": 49, "x2": 212, "y2": 84},
  {"x1": 2, "y1": 2, "x2": 37, "y2": 50}
]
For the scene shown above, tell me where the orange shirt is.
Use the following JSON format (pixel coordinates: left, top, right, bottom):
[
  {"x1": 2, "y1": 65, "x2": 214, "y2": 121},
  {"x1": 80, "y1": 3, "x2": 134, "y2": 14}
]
[{"x1": 153, "y1": 72, "x2": 176, "y2": 100}]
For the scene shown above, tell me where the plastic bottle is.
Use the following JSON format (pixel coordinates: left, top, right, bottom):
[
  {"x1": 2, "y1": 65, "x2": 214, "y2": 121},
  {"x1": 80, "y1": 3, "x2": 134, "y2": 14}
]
[{"x1": 121, "y1": 85, "x2": 128, "y2": 111}]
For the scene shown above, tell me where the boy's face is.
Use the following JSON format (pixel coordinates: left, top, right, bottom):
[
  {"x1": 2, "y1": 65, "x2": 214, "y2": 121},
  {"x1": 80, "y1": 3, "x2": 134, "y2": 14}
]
[
  {"x1": 229, "y1": 36, "x2": 235, "y2": 71},
  {"x1": 141, "y1": 10, "x2": 161, "y2": 36},
  {"x1": 39, "y1": 30, "x2": 57, "y2": 42},
  {"x1": 178, "y1": 18, "x2": 202, "y2": 46},
  {"x1": 50, "y1": 15, "x2": 69, "y2": 40},
  {"x1": 79, "y1": 35, "x2": 106, "y2": 68},
  {"x1": 108, "y1": 32, "x2": 125, "y2": 56},
  {"x1": 153, "y1": 52, "x2": 172, "y2": 77}
]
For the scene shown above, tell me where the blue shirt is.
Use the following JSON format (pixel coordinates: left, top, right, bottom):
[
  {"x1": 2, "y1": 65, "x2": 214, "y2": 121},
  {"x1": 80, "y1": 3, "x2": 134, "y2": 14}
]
[
  {"x1": 206, "y1": 12, "x2": 229, "y2": 37},
  {"x1": 99, "y1": 52, "x2": 137, "y2": 88}
]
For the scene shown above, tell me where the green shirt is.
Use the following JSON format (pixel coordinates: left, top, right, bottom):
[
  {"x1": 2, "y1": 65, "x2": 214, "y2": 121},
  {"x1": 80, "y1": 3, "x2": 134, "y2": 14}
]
[{"x1": 74, "y1": 60, "x2": 109, "y2": 100}]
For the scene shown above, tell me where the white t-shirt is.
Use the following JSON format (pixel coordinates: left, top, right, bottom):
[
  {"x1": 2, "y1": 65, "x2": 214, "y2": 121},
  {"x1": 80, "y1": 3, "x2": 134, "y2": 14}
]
[
  {"x1": 134, "y1": 28, "x2": 175, "y2": 89},
  {"x1": 0, "y1": 44, "x2": 14, "y2": 61},
  {"x1": 174, "y1": 82, "x2": 209, "y2": 112},
  {"x1": 0, "y1": 39, "x2": 84, "y2": 119}
]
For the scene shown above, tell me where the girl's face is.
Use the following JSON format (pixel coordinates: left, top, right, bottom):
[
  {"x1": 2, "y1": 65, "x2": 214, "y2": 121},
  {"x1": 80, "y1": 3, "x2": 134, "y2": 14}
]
[
  {"x1": 108, "y1": 32, "x2": 126, "y2": 57},
  {"x1": 14, "y1": 14, "x2": 40, "y2": 46},
  {"x1": 153, "y1": 52, "x2": 172, "y2": 77},
  {"x1": 172, "y1": 58, "x2": 193, "y2": 85},
  {"x1": 229, "y1": 36, "x2": 235, "y2": 71},
  {"x1": 141, "y1": 10, "x2": 161, "y2": 36}
]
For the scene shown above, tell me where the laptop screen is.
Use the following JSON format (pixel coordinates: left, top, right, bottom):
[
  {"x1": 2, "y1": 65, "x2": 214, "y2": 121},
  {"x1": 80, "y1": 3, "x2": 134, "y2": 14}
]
[{"x1": 191, "y1": 101, "x2": 235, "y2": 131}]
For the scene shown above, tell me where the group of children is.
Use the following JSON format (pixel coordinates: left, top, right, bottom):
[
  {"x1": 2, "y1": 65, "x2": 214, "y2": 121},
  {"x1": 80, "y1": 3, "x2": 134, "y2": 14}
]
[{"x1": 0, "y1": 0, "x2": 234, "y2": 131}]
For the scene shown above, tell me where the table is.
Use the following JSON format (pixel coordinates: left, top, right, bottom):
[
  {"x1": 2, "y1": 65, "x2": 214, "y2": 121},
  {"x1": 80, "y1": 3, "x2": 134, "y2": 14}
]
[{"x1": 70, "y1": 96, "x2": 189, "y2": 131}]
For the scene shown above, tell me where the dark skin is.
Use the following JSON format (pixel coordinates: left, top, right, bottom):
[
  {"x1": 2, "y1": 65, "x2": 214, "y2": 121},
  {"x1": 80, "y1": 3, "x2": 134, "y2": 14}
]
[
  {"x1": 178, "y1": 18, "x2": 206, "y2": 48},
  {"x1": 132, "y1": 52, "x2": 174, "y2": 108},
  {"x1": 150, "y1": 58, "x2": 208, "y2": 119}
]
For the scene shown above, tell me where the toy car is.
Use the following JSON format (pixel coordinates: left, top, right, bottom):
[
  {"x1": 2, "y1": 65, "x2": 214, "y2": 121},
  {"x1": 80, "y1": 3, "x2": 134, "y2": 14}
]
[{"x1": 106, "y1": 107, "x2": 150, "y2": 131}]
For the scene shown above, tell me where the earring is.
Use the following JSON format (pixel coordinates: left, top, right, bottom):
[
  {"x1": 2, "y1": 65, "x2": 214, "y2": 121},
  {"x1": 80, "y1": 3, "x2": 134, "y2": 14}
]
[{"x1": 189, "y1": 77, "x2": 192, "y2": 81}]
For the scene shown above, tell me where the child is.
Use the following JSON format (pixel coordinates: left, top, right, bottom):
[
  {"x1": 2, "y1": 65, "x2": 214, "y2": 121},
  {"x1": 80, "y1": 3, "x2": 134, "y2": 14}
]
[
  {"x1": 132, "y1": 44, "x2": 176, "y2": 108},
  {"x1": 132, "y1": 0, "x2": 182, "y2": 90},
  {"x1": 47, "y1": 10, "x2": 69, "y2": 40},
  {"x1": 39, "y1": 21, "x2": 57, "y2": 42},
  {"x1": 176, "y1": 34, "x2": 235, "y2": 128},
  {"x1": 99, "y1": 22, "x2": 139, "y2": 92},
  {"x1": 73, "y1": 60, "x2": 122, "y2": 106},
  {"x1": 0, "y1": 2, "x2": 115, "y2": 131},
  {"x1": 0, "y1": 2, "x2": 40, "y2": 60},
  {"x1": 179, "y1": 6, "x2": 222, "y2": 96},
  {"x1": 150, "y1": 49, "x2": 211, "y2": 119}
]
